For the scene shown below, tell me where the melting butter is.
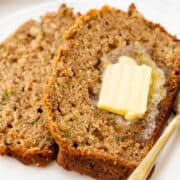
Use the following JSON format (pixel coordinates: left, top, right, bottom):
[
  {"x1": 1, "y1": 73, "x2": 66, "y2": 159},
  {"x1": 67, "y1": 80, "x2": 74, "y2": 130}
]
[{"x1": 98, "y1": 56, "x2": 152, "y2": 121}]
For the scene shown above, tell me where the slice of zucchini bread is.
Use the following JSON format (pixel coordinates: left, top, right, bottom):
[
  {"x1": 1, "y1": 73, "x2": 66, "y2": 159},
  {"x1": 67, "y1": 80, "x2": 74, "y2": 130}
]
[
  {"x1": 44, "y1": 4, "x2": 180, "y2": 179},
  {"x1": 0, "y1": 4, "x2": 77, "y2": 166}
]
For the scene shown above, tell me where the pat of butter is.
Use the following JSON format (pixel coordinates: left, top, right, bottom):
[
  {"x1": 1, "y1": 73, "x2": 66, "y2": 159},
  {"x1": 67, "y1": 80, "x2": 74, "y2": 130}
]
[{"x1": 98, "y1": 56, "x2": 152, "y2": 120}]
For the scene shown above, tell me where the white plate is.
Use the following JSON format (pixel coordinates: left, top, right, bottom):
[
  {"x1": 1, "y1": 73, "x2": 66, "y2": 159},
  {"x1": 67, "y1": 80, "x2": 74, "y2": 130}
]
[{"x1": 0, "y1": 1, "x2": 179, "y2": 180}]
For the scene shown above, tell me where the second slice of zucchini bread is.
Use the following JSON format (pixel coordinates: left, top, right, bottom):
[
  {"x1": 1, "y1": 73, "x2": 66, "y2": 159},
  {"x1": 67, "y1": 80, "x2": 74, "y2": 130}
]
[{"x1": 0, "y1": 4, "x2": 77, "y2": 166}]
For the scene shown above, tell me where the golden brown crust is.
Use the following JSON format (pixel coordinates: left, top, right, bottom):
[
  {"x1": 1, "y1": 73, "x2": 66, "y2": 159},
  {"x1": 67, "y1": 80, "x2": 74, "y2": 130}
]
[
  {"x1": 1, "y1": 145, "x2": 57, "y2": 166},
  {"x1": 43, "y1": 3, "x2": 180, "y2": 179},
  {"x1": 149, "y1": 82, "x2": 179, "y2": 144},
  {"x1": 57, "y1": 145, "x2": 155, "y2": 180},
  {"x1": 58, "y1": 146, "x2": 135, "y2": 179}
]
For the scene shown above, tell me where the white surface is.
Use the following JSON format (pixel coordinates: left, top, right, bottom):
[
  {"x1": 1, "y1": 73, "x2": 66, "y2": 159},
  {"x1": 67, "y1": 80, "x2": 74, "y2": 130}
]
[{"x1": 0, "y1": 1, "x2": 179, "y2": 180}]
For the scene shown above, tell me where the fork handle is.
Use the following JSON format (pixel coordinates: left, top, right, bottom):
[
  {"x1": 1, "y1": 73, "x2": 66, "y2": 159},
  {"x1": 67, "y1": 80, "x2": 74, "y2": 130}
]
[{"x1": 128, "y1": 115, "x2": 180, "y2": 180}]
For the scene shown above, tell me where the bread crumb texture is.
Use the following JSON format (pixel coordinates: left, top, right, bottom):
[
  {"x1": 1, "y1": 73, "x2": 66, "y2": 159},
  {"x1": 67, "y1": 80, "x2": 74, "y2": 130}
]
[{"x1": 0, "y1": 4, "x2": 77, "y2": 166}]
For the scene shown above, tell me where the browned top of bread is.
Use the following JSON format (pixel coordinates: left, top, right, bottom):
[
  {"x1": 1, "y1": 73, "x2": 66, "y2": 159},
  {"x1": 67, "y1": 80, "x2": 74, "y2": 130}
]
[
  {"x1": 0, "y1": 4, "x2": 77, "y2": 166},
  {"x1": 44, "y1": 4, "x2": 180, "y2": 179}
]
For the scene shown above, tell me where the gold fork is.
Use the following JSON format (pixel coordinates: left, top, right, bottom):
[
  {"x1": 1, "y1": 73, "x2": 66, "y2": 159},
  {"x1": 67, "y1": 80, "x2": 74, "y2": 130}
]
[{"x1": 128, "y1": 99, "x2": 180, "y2": 180}]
